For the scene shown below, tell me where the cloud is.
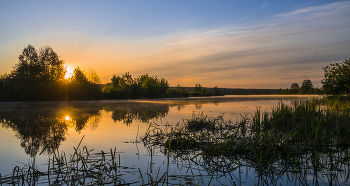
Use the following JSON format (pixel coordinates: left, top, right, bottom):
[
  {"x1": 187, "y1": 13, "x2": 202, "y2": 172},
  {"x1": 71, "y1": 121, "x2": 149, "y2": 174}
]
[
  {"x1": 5, "y1": 1, "x2": 347, "y2": 89},
  {"x1": 260, "y1": 2, "x2": 268, "y2": 9},
  {"x1": 125, "y1": 1, "x2": 350, "y2": 88}
]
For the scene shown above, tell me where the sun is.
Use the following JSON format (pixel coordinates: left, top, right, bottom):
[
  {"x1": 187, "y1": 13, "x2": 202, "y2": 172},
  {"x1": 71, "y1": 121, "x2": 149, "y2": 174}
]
[
  {"x1": 65, "y1": 116, "x2": 70, "y2": 121},
  {"x1": 65, "y1": 65, "x2": 74, "y2": 79}
]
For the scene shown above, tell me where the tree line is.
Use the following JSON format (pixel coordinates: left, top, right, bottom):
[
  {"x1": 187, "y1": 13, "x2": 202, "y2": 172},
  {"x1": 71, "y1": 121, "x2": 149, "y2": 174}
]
[
  {"x1": 277, "y1": 79, "x2": 323, "y2": 95},
  {"x1": 0, "y1": 45, "x2": 223, "y2": 101},
  {"x1": 0, "y1": 45, "x2": 102, "y2": 101},
  {"x1": 1, "y1": 45, "x2": 348, "y2": 101},
  {"x1": 278, "y1": 56, "x2": 350, "y2": 97}
]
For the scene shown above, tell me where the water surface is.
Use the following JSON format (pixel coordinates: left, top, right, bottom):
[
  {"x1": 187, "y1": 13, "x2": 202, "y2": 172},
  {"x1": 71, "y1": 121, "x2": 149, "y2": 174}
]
[{"x1": 0, "y1": 95, "x2": 318, "y2": 185}]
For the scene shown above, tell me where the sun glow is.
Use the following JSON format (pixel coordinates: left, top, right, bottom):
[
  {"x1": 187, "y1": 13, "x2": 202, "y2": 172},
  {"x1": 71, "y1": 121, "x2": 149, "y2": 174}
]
[
  {"x1": 65, "y1": 65, "x2": 74, "y2": 79},
  {"x1": 65, "y1": 116, "x2": 70, "y2": 121}
]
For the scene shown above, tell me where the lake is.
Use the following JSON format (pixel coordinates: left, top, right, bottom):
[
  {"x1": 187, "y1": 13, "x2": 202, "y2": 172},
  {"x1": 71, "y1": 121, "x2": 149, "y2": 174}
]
[{"x1": 2, "y1": 95, "x2": 342, "y2": 185}]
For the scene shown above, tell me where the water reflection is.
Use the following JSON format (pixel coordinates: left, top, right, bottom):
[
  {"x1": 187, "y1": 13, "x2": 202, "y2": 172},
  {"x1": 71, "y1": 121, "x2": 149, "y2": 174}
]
[
  {"x1": 0, "y1": 96, "x2": 310, "y2": 157},
  {"x1": 103, "y1": 102, "x2": 170, "y2": 125},
  {"x1": 0, "y1": 101, "x2": 179, "y2": 157},
  {"x1": 0, "y1": 104, "x2": 101, "y2": 157},
  {"x1": 1, "y1": 96, "x2": 324, "y2": 185}
]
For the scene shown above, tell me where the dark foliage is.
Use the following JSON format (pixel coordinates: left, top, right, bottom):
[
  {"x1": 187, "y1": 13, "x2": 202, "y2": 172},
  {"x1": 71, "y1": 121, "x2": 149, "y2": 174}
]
[
  {"x1": 322, "y1": 58, "x2": 350, "y2": 96},
  {"x1": 102, "y1": 72, "x2": 170, "y2": 99},
  {"x1": 278, "y1": 79, "x2": 322, "y2": 95}
]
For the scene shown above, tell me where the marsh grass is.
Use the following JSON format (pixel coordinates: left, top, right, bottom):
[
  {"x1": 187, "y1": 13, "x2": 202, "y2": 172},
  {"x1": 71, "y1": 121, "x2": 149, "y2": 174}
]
[
  {"x1": 0, "y1": 137, "x2": 159, "y2": 185},
  {"x1": 143, "y1": 100, "x2": 350, "y2": 185}
]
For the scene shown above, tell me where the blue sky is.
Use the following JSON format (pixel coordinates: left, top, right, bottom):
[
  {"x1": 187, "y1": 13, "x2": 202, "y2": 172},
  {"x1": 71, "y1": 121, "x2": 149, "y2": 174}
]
[{"x1": 1, "y1": 0, "x2": 349, "y2": 88}]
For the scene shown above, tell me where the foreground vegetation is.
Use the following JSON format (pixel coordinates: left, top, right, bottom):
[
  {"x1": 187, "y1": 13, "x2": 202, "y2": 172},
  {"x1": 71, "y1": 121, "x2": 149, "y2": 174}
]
[
  {"x1": 142, "y1": 97, "x2": 350, "y2": 185},
  {"x1": 2, "y1": 97, "x2": 350, "y2": 185}
]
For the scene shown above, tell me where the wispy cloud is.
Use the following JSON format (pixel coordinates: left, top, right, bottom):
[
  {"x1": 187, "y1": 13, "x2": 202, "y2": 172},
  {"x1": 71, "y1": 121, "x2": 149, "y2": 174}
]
[
  {"x1": 126, "y1": 1, "x2": 350, "y2": 88},
  {"x1": 19, "y1": 1, "x2": 348, "y2": 88},
  {"x1": 260, "y1": 2, "x2": 268, "y2": 9}
]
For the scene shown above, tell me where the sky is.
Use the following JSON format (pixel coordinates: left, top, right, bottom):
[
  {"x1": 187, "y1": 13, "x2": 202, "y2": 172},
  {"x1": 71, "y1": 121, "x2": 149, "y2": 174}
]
[{"x1": 0, "y1": 0, "x2": 349, "y2": 88}]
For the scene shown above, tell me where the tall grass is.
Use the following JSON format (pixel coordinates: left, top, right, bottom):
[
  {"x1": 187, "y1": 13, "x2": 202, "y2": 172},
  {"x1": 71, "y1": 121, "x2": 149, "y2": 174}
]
[{"x1": 143, "y1": 99, "x2": 350, "y2": 185}]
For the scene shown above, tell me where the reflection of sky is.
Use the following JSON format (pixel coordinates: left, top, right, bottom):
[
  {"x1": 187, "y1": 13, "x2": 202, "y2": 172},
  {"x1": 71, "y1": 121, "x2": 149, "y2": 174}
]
[
  {"x1": 0, "y1": 96, "x2": 314, "y2": 183},
  {"x1": 1, "y1": 1, "x2": 350, "y2": 88},
  {"x1": 4, "y1": 96, "x2": 349, "y2": 185}
]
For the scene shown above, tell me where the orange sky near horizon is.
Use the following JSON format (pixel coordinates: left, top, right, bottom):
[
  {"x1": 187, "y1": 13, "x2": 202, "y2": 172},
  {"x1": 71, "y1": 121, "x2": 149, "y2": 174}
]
[{"x1": 1, "y1": 1, "x2": 349, "y2": 89}]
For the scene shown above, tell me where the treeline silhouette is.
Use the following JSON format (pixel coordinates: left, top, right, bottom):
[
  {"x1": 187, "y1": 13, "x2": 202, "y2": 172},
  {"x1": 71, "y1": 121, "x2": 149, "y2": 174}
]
[
  {"x1": 0, "y1": 45, "x2": 102, "y2": 101},
  {"x1": 0, "y1": 45, "x2": 224, "y2": 101},
  {"x1": 277, "y1": 79, "x2": 322, "y2": 95}
]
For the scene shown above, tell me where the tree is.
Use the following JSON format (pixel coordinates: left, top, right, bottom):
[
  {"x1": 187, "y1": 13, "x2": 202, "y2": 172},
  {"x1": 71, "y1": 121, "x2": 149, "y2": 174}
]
[
  {"x1": 290, "y1": 83, "x2": 299, "y2": 94},
  {"x1": 102, "y1": 72, "x2": 169, "y2": 99},
  {"x1": 300, "y1": 79, "x2": 313, "y2": 94},
  {"x1": 290, "y1": 83, "x2": 299, "y2": 90},
  {"x1": 38, "y1": 46, "x2": 66, "y2": 82},
  {"x1": 194, "y1": 83, "x2": 203, "y2": 93},
  {"x1": 6, "y1": 45, "x2": 66, "y2": 100},
  {"x1": 213, "y1": 86, "x2": 222, "y2": 95},
  {"x1": 87, "y1": 68, "x2": 101, "y2": 84},
  {"x1": 67, "y1": 67, "x2": 101, "y2": 100},
  {"x1": 322, "y1": 58, "x2": 350, "y2": 95}
]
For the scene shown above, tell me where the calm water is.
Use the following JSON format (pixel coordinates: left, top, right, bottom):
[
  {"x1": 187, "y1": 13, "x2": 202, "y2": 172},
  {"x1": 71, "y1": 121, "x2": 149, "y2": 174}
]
[{"x1": 0, "y1": 95, "x2": 325, "y2": 185}]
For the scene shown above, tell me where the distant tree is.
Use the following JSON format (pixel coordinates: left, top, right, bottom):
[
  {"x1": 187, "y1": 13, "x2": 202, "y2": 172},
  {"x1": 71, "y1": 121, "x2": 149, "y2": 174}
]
[
  {"x1": 322, "y1": 58, "x2": 350, "y2": 95},
  {"x1": 102, "y1": 72, "x2": 169, "y2": 99},
  {"x1": 141, "y1": 74, "x2": 168, "y2": 98},
  {"x1": 194, "y1": 83, "x2": 199, "y2": 93},
  {"x1": 194, "y1": 83, "x2": 203, "y2": 94},
  {"x1": 68, "y1": 67, "x2": 101, "y2": 100},
  {"x1": 290, "y1": 83, "x2": 299, "y2": 90},
  {"x1": 290, "y1": 83, "x2": 299, "y2": 94},
  {"x1": 111, "y1": 75, "x2": 120, "y2": 86},
  {"x1": 300, "y1": 79, "x2": 313, "y2": 94},
  {"x1": 87, "y1": 68, "x2": 101, "y2": 84},
  {"x1": 71, "y1": 67, "x2": 88, "y2": 84},
  {"x1": 166, "y1": 84, "x2": 189, "y2": 97},
  {"x1": 5, "y1": 45, "x2": 66, "y2": 101},
  {"x1": 213, "y1": 86, "x2": 222, "y2": 95},
  {"x1": 38, "y1": 46, "x2": 66, "y2": 82}
]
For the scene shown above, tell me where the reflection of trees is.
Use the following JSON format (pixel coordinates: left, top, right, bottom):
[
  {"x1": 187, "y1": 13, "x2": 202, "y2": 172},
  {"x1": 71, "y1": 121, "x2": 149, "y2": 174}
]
[
  {"x1": 1, "y1": 109, "x2": 67, "y2": 157},
  {"x1": 194, "y1": 103, "x2": 202, "y2": 110},
  {"x1": 161, "y1": 151, "x2": 350, "y2": 186},
  {"x1": 0, "y1": 101, "x2": 174, "y2": 156},
  {"x1": 103, "y1": 102, "x2": 171, "y2": 125},
  {"x1": 0, "y1": 97, "x2": 310, "y2": 159},
  {"x1": 0, "y1": 103, "x2": 101, "y2": 157}
]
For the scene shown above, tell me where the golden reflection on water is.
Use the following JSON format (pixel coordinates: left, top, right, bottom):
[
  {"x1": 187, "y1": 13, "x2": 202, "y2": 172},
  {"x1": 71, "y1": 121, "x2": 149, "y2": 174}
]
[{"x1": 0, "y1": 95, "x2": 312, "y2": 158}]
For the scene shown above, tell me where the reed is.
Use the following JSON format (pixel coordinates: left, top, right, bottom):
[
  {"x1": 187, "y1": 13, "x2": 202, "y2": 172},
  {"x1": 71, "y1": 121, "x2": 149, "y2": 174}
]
[{"x1": 143, "y1": 99, "x2": 350, "y2": 185}]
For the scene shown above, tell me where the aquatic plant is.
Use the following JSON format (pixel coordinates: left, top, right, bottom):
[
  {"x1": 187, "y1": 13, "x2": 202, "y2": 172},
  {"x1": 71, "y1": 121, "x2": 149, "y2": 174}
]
[{"x1": 143, "y1": 100, "x2": 350, "y2": 185}]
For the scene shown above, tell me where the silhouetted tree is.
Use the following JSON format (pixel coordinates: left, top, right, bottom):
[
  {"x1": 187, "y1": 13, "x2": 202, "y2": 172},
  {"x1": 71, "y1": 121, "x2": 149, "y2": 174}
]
[
  {"x1": 213, "y1": 86, "x2": 222, "y2": 95},
  {"x1": 67, "y1": 67, "x2": 101, "y2": 100},
  {"x1": 290, "y1": 83, "x2": 299, "y2": 90},
  {"x1": 322, "y1": 58, "x2": 350, "y2": 95},
  {"x1": 87, "y1": 68, "x2": 101, "y2": 84},
  {"x1": 300, "y1": 79, "x2": 313, "y2": 94},
  {"x1": 102, "y1": 72, "x2": 169, "y2": 99},
  {"x1": 167, "y1": 84, "x2": 189, "y2": 97},
  {"x1": 3, "y1": 45, "x2": 66, "y2": 101},
  {"x1": 290, "y1": 83, "x2": 299, "y2": 94}
]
